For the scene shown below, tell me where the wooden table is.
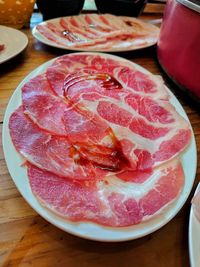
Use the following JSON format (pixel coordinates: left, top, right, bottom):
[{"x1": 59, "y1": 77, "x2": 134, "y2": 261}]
[{"x1": 0, "y1": 10, "x2": 199, "y2": 267}]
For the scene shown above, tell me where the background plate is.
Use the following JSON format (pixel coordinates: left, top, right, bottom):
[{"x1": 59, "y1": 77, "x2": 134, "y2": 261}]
[
  {"x1": 0, "y1": 25, "x2": 28, "y2": 64},
  {"x1": 189, "y1": 183, "x2": 200, "y2": 267},
  {"x1": 2, "y1": 53, "x2": 197, "y2": 242},
  {"x1": 32, "y1": 16, "x2": 159, "y2": 52}
]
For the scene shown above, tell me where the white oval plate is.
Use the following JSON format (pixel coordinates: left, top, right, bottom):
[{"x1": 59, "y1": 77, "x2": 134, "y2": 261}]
[
  {"x1": 32, "y1": 15, "x2": 159, "y2": 52},
  {"x1": 0, "y1": 25, "x2": 28, "y2": 64},
  {"x1": 189, "y1": 183, "x2": 200, "y2": 267},
  {"x1": 2, "y1": 53, "x2": 197, "y2": 242}
]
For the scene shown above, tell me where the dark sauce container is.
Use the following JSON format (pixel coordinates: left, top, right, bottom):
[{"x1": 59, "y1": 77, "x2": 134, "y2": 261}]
[
  {"x1": 95, "y1": 0, "x2": 148, "y2": 17},
  {"x1": 36, "y1": 0, "x2": 85, "y2": 20}
]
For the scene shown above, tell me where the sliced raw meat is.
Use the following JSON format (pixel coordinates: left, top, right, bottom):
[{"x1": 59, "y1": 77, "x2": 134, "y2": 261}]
[
  {"x1": 8, "y1": 51, "x2": 191, "y2": 228},
  {"x1": 37, "y1": 24, "x2": 97, "y2": 48},
  {"x1": 9, "y1": 106, "x2": 109, "y2": 180},
  {"x1": 47, "y1": 53, "x2": 168, "y2": 99},
  {"x1": 47, "y1": 21, "x2": 83, "y2": 43},
  {"x1": 47, "y1": 54, "x2": 90, "y2": 96},
  {"x1": 28, "y1": 159, "x2": 184, "y2": 227},
  {"x1": 95, "y1": 101, "x2": 191, "y2": 170},
  {"x1": 22, "y1": 74, "x2": 68, "y2": 136},
  {"x1": 46, "y1": 54, "x2": 191, "y2": 170},
  {"x1": 71, "y1": 14, "x2": 135, "y2": 42},
  {"x1": 66, "y1": 15, "x2": 114, "y2": 38},
  {"x1": 96, "y1": 100, "x2": 170, "y2": 140},
  {"x1": 83, "y1": 14, "x2": 116, "y2": 32},
  {"x1": 22, "y1": 74, "x2": 111, "y2": 141},
  {"x1": 22, "y1": 74, "x2": 128, "y2": 171},
  {"x1": 116, "y1": 169, "x2": 153, "y2": 183},
  {"x1": 37, "y1": 18, "x2": 109, "y2": 48},
  {"x1": 36, "y1": 24, "x2": 73, "y2": 47},
  {"x1": 66, "y1": 14, "x2": 158, "y2": 42},
  {"x1": 60, "y1": 18, "x2": 108, "y2": 42},
  {"x1": 35, "y1": 14, "x2": 159, "y2": 51},
  {"x1": 46, "y1": 21, "x2": 102, "y2": 47},
  {"x1": 67, "y1": 16, "x2": 103, "y2": 38}
]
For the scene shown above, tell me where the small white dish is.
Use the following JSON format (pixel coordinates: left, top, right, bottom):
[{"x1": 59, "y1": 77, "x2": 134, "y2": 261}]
[
  {"x1": 189, "y1": 183, "x2": 200, "y2": 267},
  {"x1": 0, "y1": 25, "x2": 28, "y2": 64},
  {"x1": 2, "y1": 53, "x2": 197, "y2": 242}
]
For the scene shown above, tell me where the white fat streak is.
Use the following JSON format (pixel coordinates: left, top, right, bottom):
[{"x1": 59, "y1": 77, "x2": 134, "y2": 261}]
[
  {"x1": 77, "y1": 14, "x2": 113, "y2": 31},
  {"x1": 21, "y1": 139, "x2": 86, "y2": 178},
  {"x1": 111, "y1": 37, "x2": 157, "y2": 49},
  {"x1": 63, "y1": 54, "x2": 189, "y2": 153},
  {"x1": 21, "y1": 150, "x2": 67, "y2": 175},
  {"x1": 78, "y1": 91, "x2": 189, "y2": 154},
  {"x1": 97, "y1": 167, "x2": 164, "y2": 203},
  {"x1": 77, "y1": 72, "x2": 172, "y2": 129},
  {"x1": 96, "y1": 159, "x2": 179, "y2": 220},
  {"x1": 108, "y1": 119, "x2": 188, "y2": 154},
  {"x1": 80, "y1": 90, "x2": 169, "y2": 128},
  {"x1": 65, "y1": 53, "x2": 167, "y2": 99},
  {"x1": 113, "y1": 66, "x2": 169, "y2": 100},
  {"x1": 39, "y1": 24, "x2": 75, "y2": 47},
  {"x1": 51, "y1": 20, "x2": 99, "y2": 45}
]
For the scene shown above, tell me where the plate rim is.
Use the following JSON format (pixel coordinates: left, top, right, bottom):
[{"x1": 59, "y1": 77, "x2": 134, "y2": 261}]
[
  {"x1": 2, "y1": 52, "x2": 197, "y2": 242},
  {"x1": 0, "y1": 25, "x2": 28, "y2": 64},
  {"x1": 32, "y1": 14, "x2": 159, "y2": 52},
  {"x1": 189, "y1": 183, "x2": 200, "y2": 267}
]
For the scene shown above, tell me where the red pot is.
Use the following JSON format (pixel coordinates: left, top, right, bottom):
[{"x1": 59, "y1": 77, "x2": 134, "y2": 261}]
[{"x1": 157, "y1": 0, "x2": 200, "y2": 99}]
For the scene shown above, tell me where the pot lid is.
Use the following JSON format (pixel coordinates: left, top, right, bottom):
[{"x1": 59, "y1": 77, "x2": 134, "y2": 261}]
[{"x1": 177, "y1": 0, "x2": 200, "y2": 13}]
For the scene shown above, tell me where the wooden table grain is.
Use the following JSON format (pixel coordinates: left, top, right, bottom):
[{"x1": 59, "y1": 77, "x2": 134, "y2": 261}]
[{"x1": 0, "y1": 11, "x2": 199, "y2": 267}]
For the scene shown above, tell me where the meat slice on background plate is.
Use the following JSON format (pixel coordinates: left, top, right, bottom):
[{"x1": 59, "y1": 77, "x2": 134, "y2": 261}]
[
  {"x1": 36, "y1": 14, "x2": 159, "y2": 50},
  {"x1": 36, "y1": 15, "x2": 115, "y2": 49},
  {"x1": 46, "y1": 53, "x2": 191, "y2": 170},
  {"x1": 28, "y1": 159, "x2": 184, "y2": 227},
  {"x1": 63, "y1": 14, "x2": 140, "y2": 40}
]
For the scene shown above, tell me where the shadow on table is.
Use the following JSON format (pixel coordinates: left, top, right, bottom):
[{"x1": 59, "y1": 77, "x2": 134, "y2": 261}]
[{"x1": 0, "y1": 51, "x2": 27, "y2": 77}]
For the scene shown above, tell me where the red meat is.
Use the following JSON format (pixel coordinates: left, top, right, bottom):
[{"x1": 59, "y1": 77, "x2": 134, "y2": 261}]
[
  {"x1": 28, "y1": 159, "x2": 184, "y2": 227},
  {"x1": 46, "y1": 54, "x2": 191, "y2": 170},
  {"x1": 9, "y1": 106, "x2": 108, "y2": 180}
]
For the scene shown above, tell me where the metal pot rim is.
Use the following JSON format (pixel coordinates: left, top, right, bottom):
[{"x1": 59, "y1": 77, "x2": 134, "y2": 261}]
[{"x1": 177, "y1": 0, "x2": 200, "y2": 14}]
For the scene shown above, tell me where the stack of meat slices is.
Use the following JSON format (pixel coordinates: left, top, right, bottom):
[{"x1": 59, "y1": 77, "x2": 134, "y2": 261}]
[
  {"x1": 9, "y1": 53, "x2": 191, "y2": 227},
  {"x1": 36, "y1": 14, "x2": 159, "y2": 51}
]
